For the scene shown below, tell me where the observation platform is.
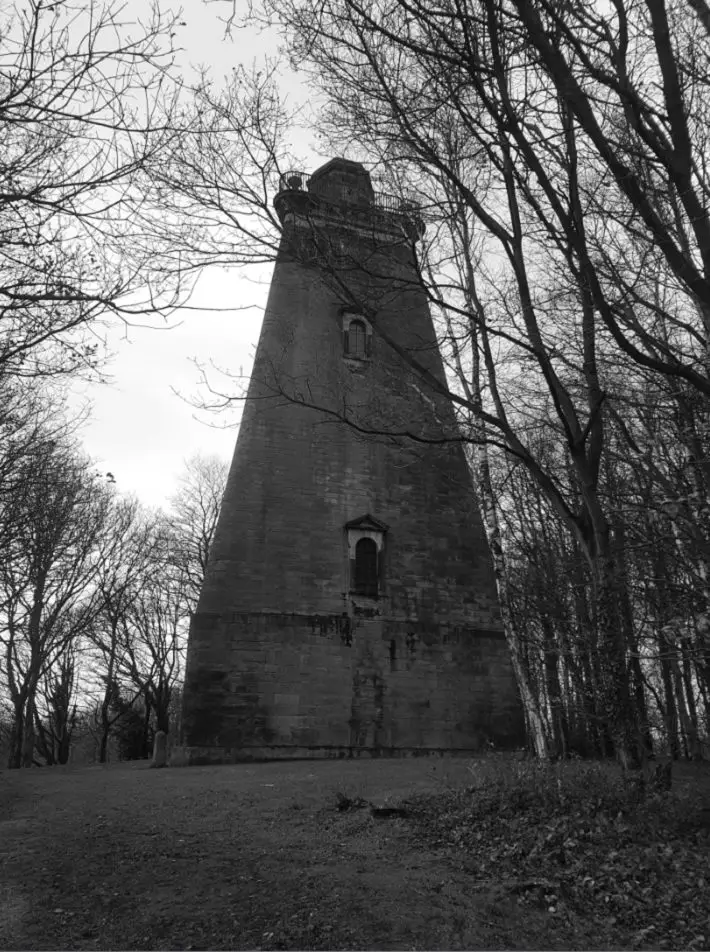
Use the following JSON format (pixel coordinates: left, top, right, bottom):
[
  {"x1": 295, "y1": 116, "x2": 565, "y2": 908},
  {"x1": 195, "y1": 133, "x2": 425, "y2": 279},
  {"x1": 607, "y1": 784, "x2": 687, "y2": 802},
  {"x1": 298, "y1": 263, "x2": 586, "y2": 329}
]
[{"x1": 273, "y1": 158, "x2": 426, "y2": 241}]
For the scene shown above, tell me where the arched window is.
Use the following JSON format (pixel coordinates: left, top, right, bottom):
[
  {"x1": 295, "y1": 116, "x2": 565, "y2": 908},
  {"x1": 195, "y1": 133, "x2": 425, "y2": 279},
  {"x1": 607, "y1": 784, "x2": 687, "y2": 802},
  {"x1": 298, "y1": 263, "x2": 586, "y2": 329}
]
[
  {"x1": 347, "y1": 319, "x2": 368, "y2": 358},
  {"x1": 345, "y1": 514, "x2": 387, "y2": 598},
  {"x1": 354, "y1": 537, "x2": 379, "y2": 596}
]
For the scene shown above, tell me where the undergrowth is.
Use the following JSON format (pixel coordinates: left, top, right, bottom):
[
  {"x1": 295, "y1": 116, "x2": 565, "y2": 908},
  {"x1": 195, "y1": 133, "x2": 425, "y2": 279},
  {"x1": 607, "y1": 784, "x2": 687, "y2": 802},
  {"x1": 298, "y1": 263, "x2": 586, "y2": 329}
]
[{"x1": 408, "y1": 758, "x2": 710, "y2": 951}]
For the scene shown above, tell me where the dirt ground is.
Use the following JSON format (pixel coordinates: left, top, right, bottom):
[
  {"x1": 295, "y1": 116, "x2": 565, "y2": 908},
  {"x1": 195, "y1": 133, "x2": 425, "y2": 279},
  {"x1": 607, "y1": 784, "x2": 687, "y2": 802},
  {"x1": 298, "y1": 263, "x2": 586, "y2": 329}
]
[
  {"x1": 0, "y1": 756, "x2": 703, "y2": 951},
  {"x1": 0, "y1": 757, "x2": 567, "y2": 950}
]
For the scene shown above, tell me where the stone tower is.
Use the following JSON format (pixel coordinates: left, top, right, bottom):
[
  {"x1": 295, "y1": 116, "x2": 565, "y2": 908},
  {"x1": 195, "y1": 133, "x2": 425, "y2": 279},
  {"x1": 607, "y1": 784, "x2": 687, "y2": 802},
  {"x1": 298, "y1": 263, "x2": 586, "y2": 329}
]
[{"x1": 180, "y1": 158, "x2": 523, "y2": 761}]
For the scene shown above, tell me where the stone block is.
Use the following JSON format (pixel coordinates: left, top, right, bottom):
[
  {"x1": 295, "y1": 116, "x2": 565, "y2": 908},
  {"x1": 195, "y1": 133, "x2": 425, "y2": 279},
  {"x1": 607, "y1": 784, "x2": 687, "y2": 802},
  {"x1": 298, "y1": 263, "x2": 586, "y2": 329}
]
[{"x1": 273, "y1": 693, "x2": 300, "y2": 715}]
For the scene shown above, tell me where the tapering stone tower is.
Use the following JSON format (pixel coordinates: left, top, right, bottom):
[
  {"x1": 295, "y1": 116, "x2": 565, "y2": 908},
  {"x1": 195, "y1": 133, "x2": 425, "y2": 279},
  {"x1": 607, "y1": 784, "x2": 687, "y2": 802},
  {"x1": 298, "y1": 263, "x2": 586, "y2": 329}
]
[{"x1": 180, "y1": 158, "x2": 523, "y2": 761}]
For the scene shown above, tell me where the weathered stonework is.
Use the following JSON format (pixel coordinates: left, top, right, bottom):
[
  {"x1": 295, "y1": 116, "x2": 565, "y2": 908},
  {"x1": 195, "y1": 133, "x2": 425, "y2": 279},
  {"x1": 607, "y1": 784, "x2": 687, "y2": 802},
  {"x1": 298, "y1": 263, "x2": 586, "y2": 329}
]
[{"x1": 179, "y1": 158, "x2": 524, "y2": 762}]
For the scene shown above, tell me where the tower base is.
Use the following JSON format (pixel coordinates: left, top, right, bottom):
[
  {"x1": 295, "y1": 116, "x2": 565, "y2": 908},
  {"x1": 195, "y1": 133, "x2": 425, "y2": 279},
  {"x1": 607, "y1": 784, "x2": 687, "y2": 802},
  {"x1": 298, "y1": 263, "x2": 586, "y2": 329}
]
[
  {"x1": 169, "y1": 742, "x2": 510, "y2": 766},
  {"x1": 181, "y1": 612, "x2": 525, "y2": 756}
]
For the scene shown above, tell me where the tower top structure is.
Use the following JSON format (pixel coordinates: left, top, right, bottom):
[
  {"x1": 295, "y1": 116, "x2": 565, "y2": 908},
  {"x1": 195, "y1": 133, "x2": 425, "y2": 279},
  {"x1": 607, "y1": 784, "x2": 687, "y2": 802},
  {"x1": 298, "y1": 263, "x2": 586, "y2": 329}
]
[{"x1": 273, "y1": 157, "x2": 425, "y2": 241}]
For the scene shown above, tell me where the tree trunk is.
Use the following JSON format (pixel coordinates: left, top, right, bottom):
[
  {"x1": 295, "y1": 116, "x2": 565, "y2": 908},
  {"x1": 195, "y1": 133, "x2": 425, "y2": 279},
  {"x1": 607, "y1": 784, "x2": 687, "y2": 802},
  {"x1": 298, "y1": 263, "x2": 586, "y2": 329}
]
[
  {"x1": 680, "y1": 639, "x2": 703, "y2": 759},
  {"x1": 672, "y1": 650, "x2": 694, "y2": 758},
  {"x1": 7, "y1": 710, "x2": 23, "y2": 769},
  {"x1": 659, "y1": 631, "x2": 681, "y2": 759},
  {"x1": 569, "y1": 549, "x2": 606, "y2": 755},
  {"x1": 21, "y1": 715, "x2": 36, "y2": 767},
  {"x1": 99, "y1": 724, "x2": 109, "y2": 764},
  {"x1": 629, "y1": 651, "x2": 653, "y2": 757},
  {"x1": 142, "y1": 694, "x2": 153, "y2": 759},
  {"x1": 155, "y1": 700, "x2": 170, "y2": 736},
  {"x1": 593, "y1": 549, "x2": 643, "y2": 770},
  {"x1": 98, "y1": 649, "x2": 118, "y2": 764},
  {"x1": 99, "y1": 691, "x2": 113, "y2": 764},
  {"x1": 474, "y1": 448, "x2": 549, "y2": 759},
  {"x1": 20, "y1": 687, "x2": 39, "y2": 768},
  {"x1": 557, "y1": 623, "x2": 585, "y2": 754},
  {"x1": 56, "y1": 707, "x2": 74, "y2": 765},
  {"x1": 614, "y1": 523, "x2": 653, "y2": 758},
  {"x1": 445, "y1": 216, "x2": 549, "y2": 759},
  {"x1": 542, "y1": 616, "x2": 569, "y2": 757},
  {"x1": 33, "y1": 706, "x2": 55, "y2": 766}
]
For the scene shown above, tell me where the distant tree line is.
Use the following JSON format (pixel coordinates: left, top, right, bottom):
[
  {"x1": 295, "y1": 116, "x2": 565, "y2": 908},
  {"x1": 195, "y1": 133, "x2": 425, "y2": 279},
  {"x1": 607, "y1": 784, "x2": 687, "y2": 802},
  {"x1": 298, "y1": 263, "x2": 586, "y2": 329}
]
[
  {"x1": 0, "y1": 424, "x2": 226, "y2": 768},
  {"x1": 0, "y1": 0, "x2": 240, "y2": 768}
]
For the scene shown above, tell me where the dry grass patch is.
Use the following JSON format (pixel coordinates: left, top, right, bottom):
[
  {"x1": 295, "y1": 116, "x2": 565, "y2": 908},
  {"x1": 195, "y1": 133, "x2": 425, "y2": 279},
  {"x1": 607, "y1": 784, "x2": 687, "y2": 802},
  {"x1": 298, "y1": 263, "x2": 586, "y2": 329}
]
[{"x1": 1, "y1": 755, "x2": 709, "y2": 950}]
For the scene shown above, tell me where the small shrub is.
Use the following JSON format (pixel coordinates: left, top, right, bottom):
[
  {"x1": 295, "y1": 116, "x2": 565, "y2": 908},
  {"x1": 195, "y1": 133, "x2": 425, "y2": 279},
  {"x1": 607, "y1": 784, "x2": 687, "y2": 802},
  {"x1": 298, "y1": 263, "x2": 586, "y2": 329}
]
[{"x1": 464, "y1": 757, "x2": 643, "y2": 820}]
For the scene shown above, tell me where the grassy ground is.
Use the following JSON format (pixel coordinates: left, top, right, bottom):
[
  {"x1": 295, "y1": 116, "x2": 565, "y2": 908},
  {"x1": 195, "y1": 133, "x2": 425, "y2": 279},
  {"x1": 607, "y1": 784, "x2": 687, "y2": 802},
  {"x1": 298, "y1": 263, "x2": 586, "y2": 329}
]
[{"x1": 1, "y1": 755, "x2": 709, "y2": 950}]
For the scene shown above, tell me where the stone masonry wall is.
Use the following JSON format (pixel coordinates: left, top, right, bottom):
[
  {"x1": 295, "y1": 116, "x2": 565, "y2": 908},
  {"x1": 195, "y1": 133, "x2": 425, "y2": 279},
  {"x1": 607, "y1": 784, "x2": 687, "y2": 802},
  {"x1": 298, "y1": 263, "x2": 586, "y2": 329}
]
[
  {"x1": 181, "y1": 159, "x2": 525, "y2": 758},
  {"x1": 185, "y1": 611, "x2": 522, "y2": 759}
]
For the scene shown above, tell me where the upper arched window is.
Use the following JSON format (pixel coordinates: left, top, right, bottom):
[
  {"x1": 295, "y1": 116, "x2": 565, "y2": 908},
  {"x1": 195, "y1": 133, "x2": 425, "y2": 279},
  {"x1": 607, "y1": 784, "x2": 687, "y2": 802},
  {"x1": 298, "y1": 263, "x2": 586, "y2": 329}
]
[
  {"x1": 347, "y1": 319, "x2": 368, "y2": 358},
  {"x1": 354, "y1": 537, "x2": 379, "y2": 596}
]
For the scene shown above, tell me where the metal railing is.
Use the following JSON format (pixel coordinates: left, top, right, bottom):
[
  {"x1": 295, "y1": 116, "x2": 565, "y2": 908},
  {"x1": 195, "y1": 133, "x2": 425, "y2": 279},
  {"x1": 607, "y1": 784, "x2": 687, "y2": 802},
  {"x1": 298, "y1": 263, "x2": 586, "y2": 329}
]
[
  {"x1": 280, "y1": 171, "x2": 310, "y2": 192},
  {"x1": 277, "y1": 170, "x2": 421, "y2": 219}
]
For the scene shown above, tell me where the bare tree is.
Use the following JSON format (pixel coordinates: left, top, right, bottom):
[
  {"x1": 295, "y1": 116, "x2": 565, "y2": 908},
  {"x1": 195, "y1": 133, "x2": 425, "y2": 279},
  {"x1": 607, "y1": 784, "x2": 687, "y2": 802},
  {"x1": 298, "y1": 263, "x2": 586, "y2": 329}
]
[
  {"x1": 165, "y1": 454, "x2": 228, "y2": 612},
  {"x1": 0, "y1": 0, "x2": 185, "y2": 377},
  {"x1": 265, "y1": 0, "x2": 710, "y2": 393},
  {"x1": 33, "y1": 642, "x2": 79, "y2": 766},
  {"x1": 0, "y1": 0, "x2": 296, "y2": 383},
  {"x1": 141, "y1": 62, "x2": 299, "y2": 275},
  {"x1": 117, "y1": 564, "x2": 188, "y2": 741},
  {"x1": 88, "y1": 493, "x2": 207, "y2": 759},
  {"x1": 0, "y1": 437, "x2": 113, "y2": 767},
  {"x1": 0, "y1": 378, "x2": 78, "y2": 546},
  {"x1": 87, "y1": 496, "x2": 156, "y2": 763}
]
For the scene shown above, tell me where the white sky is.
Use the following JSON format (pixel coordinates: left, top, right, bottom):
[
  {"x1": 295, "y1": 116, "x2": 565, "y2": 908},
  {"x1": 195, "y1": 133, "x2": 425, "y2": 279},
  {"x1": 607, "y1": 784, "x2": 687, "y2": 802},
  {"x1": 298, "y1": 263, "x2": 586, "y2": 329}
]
[{"x1": 68, "y1": 0, "x2": 322, "y2": 507}]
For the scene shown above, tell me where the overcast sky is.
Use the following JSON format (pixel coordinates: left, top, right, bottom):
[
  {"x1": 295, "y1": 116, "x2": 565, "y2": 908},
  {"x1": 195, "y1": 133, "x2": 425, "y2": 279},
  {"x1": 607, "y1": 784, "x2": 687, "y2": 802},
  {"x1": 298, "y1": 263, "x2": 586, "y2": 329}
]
[{"x1": 68, "y1": 0, "x2": 322, "y2": 508}]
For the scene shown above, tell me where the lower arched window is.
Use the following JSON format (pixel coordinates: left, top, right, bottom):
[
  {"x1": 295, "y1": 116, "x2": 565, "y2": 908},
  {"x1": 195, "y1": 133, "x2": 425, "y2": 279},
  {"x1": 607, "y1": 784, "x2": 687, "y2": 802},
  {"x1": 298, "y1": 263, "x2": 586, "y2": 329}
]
[{"x1": 354, "y1": 537, "x2": 378, "y2": 596}]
